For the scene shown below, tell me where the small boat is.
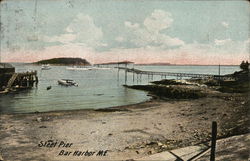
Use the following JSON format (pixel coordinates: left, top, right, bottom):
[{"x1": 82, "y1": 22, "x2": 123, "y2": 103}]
[
  {"x1": 66, "y1": 66, "x2": 111, "y2": 71},
  {"x1": 58, "y1": 79, "x2": 78, "y2": 86},
  {"x1": 46, "y1": 86, "x2": 52, "y2": 90},
  {"x1": 41, "y1": 64, "x2": 51, "y2": 70}
]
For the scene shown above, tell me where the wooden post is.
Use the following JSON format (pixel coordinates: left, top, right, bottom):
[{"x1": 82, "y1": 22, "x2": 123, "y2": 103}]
[
  {"x1": 210, "y1": 121, "x2": 217, "y2": 161},
  {"x1": 218, "y1": 64, "x2": 220, "y2": 77},
  {"x1": 137, "y1": 73, "x2": 138, "y2": 84},
  {"x1": 132, "y1": 64, "x2": 134, "y2": 83},
  {"x1": 125, "y1": 70, "x2": 127, "y2": 85},
  {"x1": 133, "y1": 71, "x2": 134, "y2": 82},
  {"x1": 35, "y1": 75, "x2": 38, "y2": 83},
  {"x1": 117, "y1": 70, "x2": 120, "y2": 82},
  {"x1": 125, "y1": 63, "x2": 127, "y2": 85},
  {"x1": 35, "y1": 76, "x2": 38, "y2": 87},
  {"x1": 218, "y1": 64, "x2": 221, "y2": 86},
  {"x1": 26, "y1": 77, "x2": 29, "y2": 87},
  {"x1": 117, "y1": 63, "x2": 120, "y2": 82}
]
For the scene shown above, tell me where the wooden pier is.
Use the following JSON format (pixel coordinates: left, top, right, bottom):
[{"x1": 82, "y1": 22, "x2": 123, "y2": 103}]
[
  {"x1": 117, "y1": 67, "x2": 233, "y2": 80},
  {"x1": 1, "y1": 71, "x2": 38, "y2": 94}
]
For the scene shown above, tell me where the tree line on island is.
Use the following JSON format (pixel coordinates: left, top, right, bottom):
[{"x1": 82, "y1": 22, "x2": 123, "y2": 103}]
[{"x1": 34, "y1": 58, "x2": 91, "y2": 66}]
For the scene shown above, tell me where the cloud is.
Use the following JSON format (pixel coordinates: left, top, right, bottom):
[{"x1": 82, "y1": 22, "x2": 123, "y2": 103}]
[
  {"x1": 155, "y1": 35, "x2": 185, "y2": 47},
  {"x1": 2, "y1": 43, "x2": 95, "y2": 63},
  {"x1": 221, "y1": 21, "x2": 229, "y2": 28},
  {"x1": 115, "y1": 36, "x2": 124, "y2": 42},
  {"x1": 67, "y1": 13, "x2": 103, "y2": 46},
  {"x1": 43, "y1": 34, "x2": 76, "y2": 44},
  {"x1": 94, "y1": 36, "x2": 249, "y2": 65},
  {"x1": 214, "y1": 38, "x2": 232, "y2": 46},
  {"x1": 2, "y1": 38, "x2": 249, "y2": 65},
  {"x1": 110, "y1": 10, "x2": 247, "y2": 64},
  {"x1": 121, "y1": 10, "x2": 184, "y2": 48},
  {"x1": 2, "y1": 8, "x2": 248, "y2": 65},
  {"x1": 90, "y1": 38, "x2": 249, "y2": 65},
  {"x1": 124, "y1": 21, "x2": 140, "y2": 29},
  {"x1": 144, "y1": 9, "x2": 173, "y2": 33},
  {"x1": 43, "y1": 13, "x2": 103, "y2": 48},
  {"x1": 65, "y1": 26, "x2": 74, "y2": 33}
]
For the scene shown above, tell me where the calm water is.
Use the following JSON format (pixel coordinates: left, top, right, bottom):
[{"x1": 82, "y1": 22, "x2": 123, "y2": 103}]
[{"x1": 0, "y1": 64, "x2": 239, "y2": 114}]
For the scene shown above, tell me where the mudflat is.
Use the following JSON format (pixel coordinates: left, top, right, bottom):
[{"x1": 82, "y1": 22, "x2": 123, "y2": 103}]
[{"x1": 0, "y1": 90, "x2": 248, "y2": 161}]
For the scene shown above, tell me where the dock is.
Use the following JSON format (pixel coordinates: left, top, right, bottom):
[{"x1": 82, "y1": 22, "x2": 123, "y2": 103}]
[
  {"x1": 0, "y1": 63, "x2": 38, "y2": 94},
  {"x1": 117, "y1": 67, "x2": 233, "y2": 82},
  {"x1": 6, "y1": 71, "x2": 38, "y2": 88}
]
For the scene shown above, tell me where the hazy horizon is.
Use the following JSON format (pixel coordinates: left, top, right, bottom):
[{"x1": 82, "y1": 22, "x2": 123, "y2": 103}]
[{"x1": 1, "y1": 58, "x2": 241, "y2": 66}]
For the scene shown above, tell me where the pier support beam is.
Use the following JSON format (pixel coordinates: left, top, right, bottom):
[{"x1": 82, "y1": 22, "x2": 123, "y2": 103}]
[
  {"x1": 133, "y1": 71, "x2": 135, "y2": 82},
  {"x1": 125, "y1": 70, "x2": 127, "y2": 85}
]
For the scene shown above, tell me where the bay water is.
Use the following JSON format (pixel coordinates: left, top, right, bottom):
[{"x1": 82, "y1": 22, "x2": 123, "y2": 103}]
[{"x1": 0, "y1": 64, "x2": 239, "y2": 113}]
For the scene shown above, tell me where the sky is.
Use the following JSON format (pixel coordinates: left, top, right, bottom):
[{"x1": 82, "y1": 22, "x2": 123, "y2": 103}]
[{"x1": 0, "y1": 0, "x2": 249, "y2": 65}]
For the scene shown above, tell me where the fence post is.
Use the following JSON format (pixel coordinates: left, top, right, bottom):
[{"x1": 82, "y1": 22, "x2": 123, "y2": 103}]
[{"x1": 210, "y1": 121, "x2": 217, "y2": 161}]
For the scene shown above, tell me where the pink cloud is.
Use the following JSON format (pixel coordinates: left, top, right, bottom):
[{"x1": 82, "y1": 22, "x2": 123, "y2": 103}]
[{"x1": 2, "y1": 41, "x2": 249, "y2": 65}]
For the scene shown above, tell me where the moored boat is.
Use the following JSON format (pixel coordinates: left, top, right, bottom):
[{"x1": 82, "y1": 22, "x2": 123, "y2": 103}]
[
  {"x1": 58, "y1": 79, "x2": 78, "y2": 86},
  {"x1": 41, "y1": 64, "x2": 51, "y2": 70}
]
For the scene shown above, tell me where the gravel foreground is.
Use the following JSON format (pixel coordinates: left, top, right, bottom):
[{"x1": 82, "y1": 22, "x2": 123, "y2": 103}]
[{"x1": 0, "y1": 89, "x2": 249, "y2": 161}]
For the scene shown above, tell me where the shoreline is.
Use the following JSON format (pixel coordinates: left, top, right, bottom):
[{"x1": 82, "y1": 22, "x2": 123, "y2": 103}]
[
  {"x1": 0, "y1": 97, "x2": 153, "y2": 115},
  {"x1": 0, "y1": 91, "x2": 248, "y2": 160}
]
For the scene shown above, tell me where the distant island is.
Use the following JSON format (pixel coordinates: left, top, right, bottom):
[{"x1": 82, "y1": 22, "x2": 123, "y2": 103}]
[
  {"x1": 95, "y1": 61, "x2": 134, "y2": 65},
  {"x1": 34, "y1": 57, "x2": 91, "y2": 66}
]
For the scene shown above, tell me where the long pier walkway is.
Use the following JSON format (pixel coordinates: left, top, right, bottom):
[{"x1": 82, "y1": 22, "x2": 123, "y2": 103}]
[{"x1": 117, "y1": 67, "x2": 233, "y2": 80}]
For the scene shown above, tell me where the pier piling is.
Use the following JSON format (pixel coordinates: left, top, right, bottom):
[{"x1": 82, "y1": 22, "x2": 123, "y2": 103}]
[
  {"x1": 210, "y1": 121, "x2": 217, "y2": 161},
  {"x1": 1, "y1": 71, "x2": 38, "y2": 93},
  {"x1": 117, "y1": 67, "x2": 233, "y2": 80}
]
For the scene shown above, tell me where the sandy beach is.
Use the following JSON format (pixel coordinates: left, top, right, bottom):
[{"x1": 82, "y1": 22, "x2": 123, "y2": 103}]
[{"x1": 0, "y1": 89, "x2": 248, "y2": 161}]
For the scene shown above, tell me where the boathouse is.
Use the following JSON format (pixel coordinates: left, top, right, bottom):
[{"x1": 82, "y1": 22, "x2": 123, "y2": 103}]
[
  {"x1": 0, "y1": 63, "x2": 15, "y2": 89},
  {"x1": 0, "y1": 63, "x2": 15, "y2": 74}
]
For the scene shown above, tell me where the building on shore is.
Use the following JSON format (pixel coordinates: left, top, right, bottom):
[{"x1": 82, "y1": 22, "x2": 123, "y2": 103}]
[
  {"x1": 0, "y1": 63, "x2": 15, "y2": 74},
  {"x1": 0, "y1": 63, "x2": 38, "y2": 93},
  {"x1": 0, "y1": 63, "x2": 15, "y2": 90}
]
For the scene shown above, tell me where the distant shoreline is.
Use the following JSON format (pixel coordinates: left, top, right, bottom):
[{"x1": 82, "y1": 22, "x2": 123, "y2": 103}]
[
  {"x1": 135, "y1": 64, "x2": 239, "y2": 66},
  {"x1": 4, "y1": 62, "x2": 239, "y2": 66}
]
